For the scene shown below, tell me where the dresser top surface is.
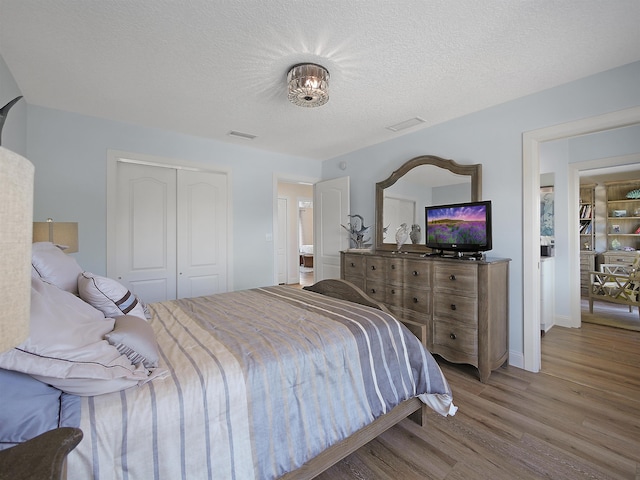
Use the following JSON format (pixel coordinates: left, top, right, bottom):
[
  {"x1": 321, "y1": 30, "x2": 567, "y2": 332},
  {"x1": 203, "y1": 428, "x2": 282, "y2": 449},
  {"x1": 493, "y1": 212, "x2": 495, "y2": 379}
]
[{"x1": 342, "y1": 250, "x2": 510, "y2": 265}]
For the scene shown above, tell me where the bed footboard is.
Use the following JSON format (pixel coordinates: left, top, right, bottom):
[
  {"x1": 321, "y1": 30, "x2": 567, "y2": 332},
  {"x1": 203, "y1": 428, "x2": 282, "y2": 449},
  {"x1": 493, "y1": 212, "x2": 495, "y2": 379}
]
[
  {"x1": 303, "y1": 279, "x2": 392, "y2": 313},
  {"x1": 304, "y1": 279, "x2": 428, "y2": 346}
]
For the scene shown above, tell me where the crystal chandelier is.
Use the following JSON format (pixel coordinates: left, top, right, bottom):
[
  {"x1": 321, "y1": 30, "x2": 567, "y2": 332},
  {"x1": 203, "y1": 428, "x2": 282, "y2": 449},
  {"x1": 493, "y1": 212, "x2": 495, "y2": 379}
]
[{"x1": 287, "y1": 63, "x2": 330, "y2": 107}]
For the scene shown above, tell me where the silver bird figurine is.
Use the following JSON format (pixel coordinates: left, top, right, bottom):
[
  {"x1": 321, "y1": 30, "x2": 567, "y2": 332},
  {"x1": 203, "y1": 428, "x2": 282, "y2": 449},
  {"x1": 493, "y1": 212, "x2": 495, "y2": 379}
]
[{"x1": 395, "y1": 223, "x2": 409, "y2": 252}]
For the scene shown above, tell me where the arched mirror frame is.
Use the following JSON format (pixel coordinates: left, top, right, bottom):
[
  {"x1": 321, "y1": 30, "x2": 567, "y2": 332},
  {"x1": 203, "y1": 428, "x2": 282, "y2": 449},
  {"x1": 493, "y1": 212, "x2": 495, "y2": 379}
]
[{"x1": 375, "y1": 155, "x2": 482, "y2": 253}]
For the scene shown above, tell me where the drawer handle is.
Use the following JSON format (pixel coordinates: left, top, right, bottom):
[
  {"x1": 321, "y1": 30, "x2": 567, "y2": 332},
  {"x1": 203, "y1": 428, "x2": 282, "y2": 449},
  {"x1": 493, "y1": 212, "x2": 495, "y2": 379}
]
[
  {"x1": 412, "y1": 270, "x2": 419, "y2": 276},
  {"x1": 450, "y1": 304, "x2": 457, "y2": 311},
  {"x1": 371, "y1": 265, "x2": 376, "y2": 271},
  {"x1": 391, "y1": 289, "x2": 396, "y2": 294},
  {"x1": 370, "y1": 288, "x2": 376, "y2": 294},
  {"x1": 391, "y1": 264, "x2": 396, "y2": 270},
  {"x1": 450, "y1": 333, "x2": 456, "y2": 340},
  {"x1": 449, "y1": 274, "x2": 456, "y2": 281},
  {"x1": 413, "y1": 297, "x2": 418, "y2": 303},
  {"x1": 350, "y1": 262, "x2": 355, "y2": 267}
]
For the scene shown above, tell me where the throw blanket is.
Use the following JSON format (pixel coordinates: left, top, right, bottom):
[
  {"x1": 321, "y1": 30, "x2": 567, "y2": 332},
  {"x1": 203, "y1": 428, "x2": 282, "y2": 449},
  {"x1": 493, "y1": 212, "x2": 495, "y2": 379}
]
[{"x1": 67, "y1": 286, "x2": 454, "y2": 480}]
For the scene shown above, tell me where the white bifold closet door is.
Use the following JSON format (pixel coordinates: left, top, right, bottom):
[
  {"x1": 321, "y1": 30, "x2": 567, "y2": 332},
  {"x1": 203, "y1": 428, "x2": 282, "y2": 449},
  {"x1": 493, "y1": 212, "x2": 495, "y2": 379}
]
[{"x1": 112, "y1": 161, "x2": 227, "y2": 303}]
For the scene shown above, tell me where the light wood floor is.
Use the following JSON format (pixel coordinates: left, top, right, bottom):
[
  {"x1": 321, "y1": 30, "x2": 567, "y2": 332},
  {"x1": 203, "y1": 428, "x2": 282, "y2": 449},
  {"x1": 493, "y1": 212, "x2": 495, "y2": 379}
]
[
  {"x1": 581, "y1": 297, "x2": 640, "y2": 332},
  {"x1": 315, "y1": 323, "x2": 640, "y2": 480}
]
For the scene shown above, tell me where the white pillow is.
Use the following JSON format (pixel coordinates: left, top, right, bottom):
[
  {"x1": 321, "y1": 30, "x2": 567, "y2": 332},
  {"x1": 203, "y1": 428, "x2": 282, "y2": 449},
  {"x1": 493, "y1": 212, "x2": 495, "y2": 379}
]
[
  {"x1": 78, "y1": 272, "x2": 147, "y2": 320},
  {"x1": 105, "y1": 315, "x2": 159, "y2": 368},
  {"x1": 0, "y1": 274, "x2": 150, "y2": 396},
  {"x1": 31, "y1": 242, "x2": 83, "y2": 294}
]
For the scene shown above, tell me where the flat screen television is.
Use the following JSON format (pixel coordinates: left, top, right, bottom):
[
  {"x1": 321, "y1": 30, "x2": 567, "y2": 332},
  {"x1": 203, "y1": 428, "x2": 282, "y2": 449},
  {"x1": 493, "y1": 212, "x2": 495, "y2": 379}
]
[{"x1": 425, "y1": 200, "x2": 492, "y2": 255}]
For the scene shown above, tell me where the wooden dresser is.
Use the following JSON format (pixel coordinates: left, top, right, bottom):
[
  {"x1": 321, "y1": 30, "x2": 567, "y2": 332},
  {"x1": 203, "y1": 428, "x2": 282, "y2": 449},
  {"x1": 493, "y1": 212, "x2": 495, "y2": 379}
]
[
  {"x1": 600, "y1": 250, "x2": 638, "y2": 268},
  {"x1": 341, "y1": 251, "x2": 510, "y2": 383}
]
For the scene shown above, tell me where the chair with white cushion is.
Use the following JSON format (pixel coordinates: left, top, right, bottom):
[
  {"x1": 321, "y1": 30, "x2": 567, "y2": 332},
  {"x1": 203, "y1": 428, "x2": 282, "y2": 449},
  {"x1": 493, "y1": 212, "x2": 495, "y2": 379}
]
[{"x1": 589, "y1": 253, "x2": 640, "y2": 317}]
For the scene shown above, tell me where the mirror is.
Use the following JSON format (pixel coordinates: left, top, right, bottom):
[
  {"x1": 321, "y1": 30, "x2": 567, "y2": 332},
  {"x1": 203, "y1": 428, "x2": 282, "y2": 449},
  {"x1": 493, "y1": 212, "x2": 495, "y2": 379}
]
[{"x1": 375, "y1": 155, "x2": 482, "y2": 253}]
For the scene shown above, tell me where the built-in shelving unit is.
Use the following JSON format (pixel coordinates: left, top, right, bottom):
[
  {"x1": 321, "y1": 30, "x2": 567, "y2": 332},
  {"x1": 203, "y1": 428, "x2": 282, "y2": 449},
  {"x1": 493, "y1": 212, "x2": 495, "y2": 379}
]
[
  {"x1": 605, "y1": 179, "x2": 640, "y2": 254},
  {"x1": 579, "y1": 184, "x2": 596, "y2": 251}
]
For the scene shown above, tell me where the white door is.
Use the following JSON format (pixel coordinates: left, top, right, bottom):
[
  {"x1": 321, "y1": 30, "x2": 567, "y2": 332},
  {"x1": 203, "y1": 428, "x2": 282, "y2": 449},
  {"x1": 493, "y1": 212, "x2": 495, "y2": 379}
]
[
  {"x1": 176, "y1": 170, "x2": 228, "y2": 299},
  {"x1": 276, "y1": 197, "x2": 287, "y2": 284},
  {"x1": 114, "y1": 162, "x2": 177, "y2": 303},
  {"x1": 314, "y1": 176, "x2": 350, "y2": 281},
  {"x1": 110, "y1": 160, "x2": 228, "y2": 303}
]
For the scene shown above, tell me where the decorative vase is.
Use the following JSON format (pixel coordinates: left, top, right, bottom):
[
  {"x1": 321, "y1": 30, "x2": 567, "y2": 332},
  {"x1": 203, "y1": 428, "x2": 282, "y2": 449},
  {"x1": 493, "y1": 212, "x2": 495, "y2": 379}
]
[
  {"x1": 410, "y1": 224, "x2": 421, "y2": 244},
  {"x1": 611, "y1": 239, "x2": 621, "y2": 250}
]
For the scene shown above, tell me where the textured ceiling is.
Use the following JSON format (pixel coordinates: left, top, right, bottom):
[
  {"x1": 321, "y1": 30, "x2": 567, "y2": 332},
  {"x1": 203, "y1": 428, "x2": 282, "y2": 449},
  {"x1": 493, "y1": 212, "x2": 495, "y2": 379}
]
[{"x1": 1, "y1": 0, "x2": 639, "y2": 161}]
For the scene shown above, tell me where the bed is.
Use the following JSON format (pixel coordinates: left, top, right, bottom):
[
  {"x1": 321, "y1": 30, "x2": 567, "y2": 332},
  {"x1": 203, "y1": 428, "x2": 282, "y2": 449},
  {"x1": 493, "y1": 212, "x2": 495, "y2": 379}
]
[{"x1": 0, "y1": 242, "x2": 456, "y2": 480}]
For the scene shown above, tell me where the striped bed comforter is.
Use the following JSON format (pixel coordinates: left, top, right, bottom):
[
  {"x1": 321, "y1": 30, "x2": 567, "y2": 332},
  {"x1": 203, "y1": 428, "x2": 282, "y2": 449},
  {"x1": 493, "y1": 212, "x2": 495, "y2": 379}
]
[{"x1": 67, "y1": 286, "x2": 455, "y2": 480}]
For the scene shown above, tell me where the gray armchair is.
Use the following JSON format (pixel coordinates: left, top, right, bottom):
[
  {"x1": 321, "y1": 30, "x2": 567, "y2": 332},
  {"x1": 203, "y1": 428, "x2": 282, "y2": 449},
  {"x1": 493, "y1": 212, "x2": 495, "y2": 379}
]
[{"x1": 0, "y1": 428, "x2": 83, "y2": 480}]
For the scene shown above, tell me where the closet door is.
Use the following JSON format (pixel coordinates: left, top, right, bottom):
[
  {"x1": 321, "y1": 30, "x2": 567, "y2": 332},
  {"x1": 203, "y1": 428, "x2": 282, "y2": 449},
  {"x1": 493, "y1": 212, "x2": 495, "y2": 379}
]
[
  {"x1": 115, "y1": 162, "x2": 177, "y2": 303},
  {"x1": 176, "y1": 169, "x2": 228, "y2": 298},
  {"x1": 110, "y1": 159, "x2": 228, "y2": 303}
]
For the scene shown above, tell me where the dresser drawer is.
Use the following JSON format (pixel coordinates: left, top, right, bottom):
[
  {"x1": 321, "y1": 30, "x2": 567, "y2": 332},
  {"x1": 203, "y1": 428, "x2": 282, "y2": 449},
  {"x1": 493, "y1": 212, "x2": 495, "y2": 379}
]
[
  {"x1": 603, "y1": 254, "x2": 635, "y2": 267},
  {"x1": 364, "y1": 279, "x2": 402, "y2": 308},
  {"x1": 433, "y1": 319, "x2": 478, "y2": 358},
  {"x1": 434, "y1": 294, "x2": 477, "y2": 325},
  {"x1": 385, "y1": 284, "x2": 403, "y2": 308},
  {"x1": 364, "y1": 281, "x2": 403, "y2": 308},
  {"x1": 343, "y1": 275, "x2": 365, "y2": 291},
  {"x1": 434, "y1": 263, "x2": 477, "y2": 295},
  {"x1": 364, "y1": 279, "x2": 388, "y2": 304},
  {"x1": 403, "y1": 259, "x2": 431, "y2": 287},
  {"x1": 402, "y1": 286, "x2": 431, "y2": 315},
  {"x1": 386, "y1": 257, "x2": 404, "y2": 286},
  {"x1": 343, "y1": 254, "x2": 366, "y2": 277},
  {"x1": 365, "y1": 257, "x2": 387, "y2": 282}
]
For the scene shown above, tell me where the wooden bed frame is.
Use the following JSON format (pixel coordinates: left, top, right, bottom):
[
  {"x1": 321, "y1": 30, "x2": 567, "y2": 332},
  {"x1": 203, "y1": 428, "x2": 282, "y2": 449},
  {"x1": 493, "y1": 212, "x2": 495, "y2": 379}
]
[{"x1": 280, "y1": 279, "x2": 428, "y2": 479}]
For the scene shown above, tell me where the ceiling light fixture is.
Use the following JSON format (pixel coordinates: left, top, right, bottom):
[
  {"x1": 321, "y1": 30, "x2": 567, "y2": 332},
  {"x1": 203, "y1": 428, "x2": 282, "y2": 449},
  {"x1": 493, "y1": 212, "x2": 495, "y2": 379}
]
[{"x1": 287, "y1": 63, "x2": 329, "y2": 108}]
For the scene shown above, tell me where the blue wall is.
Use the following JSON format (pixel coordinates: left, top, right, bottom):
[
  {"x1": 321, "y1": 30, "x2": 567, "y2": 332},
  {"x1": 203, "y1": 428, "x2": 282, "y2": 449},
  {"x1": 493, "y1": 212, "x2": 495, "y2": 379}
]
[{"x1": 24, "y1": 106, "x2": 321, "y2": 289}]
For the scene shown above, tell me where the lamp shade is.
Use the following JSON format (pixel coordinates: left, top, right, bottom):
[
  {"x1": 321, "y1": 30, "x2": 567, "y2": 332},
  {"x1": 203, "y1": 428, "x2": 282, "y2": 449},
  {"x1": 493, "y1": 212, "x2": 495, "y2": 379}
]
[
  {"x1": 33, "y1": 220, "x2": 79, "y2": 253},
  {"x1": 0, "y1": 147, "x2": 34, "y2": 352}
]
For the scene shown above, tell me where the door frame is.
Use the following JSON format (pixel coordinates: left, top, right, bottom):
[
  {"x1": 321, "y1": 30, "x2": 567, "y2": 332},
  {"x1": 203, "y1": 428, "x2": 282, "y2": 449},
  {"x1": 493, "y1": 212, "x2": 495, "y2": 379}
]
[
  {"x1": 273, "y1": 173, "x2": 319, "y2": 286},
  {"x1": 276, "y1": 196, "x2": 288, "y2": 284},
  {"x1": 522, "y1": 106, "x2": 640, "y2": 373},
  {"x1": 106, "y1": 149, "x2": 234, "y2": 292}
]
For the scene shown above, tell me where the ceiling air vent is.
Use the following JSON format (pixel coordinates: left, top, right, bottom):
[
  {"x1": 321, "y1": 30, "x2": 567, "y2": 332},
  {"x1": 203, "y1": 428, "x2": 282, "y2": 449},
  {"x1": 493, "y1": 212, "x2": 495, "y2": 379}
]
[
  {"x1": 227, "y1": 130, "x2": 257, "y2": 140},
  {"x1": 386, "y1": 117, "x2": 425, "y2": 132}
]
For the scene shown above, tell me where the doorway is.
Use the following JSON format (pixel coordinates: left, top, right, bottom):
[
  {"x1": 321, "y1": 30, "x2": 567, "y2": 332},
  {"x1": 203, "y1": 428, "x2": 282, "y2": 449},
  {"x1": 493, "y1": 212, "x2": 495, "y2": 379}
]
[
  {"x1": 576, "y1": 160, "x2": 640, "y2": 331},
  {"x1": 276, "y1": 180, "x2": 314, "y2": 286},
  {"x1": 523, "y1": 106, "x2": 640, "y2": 373},
  {"x1": 298, "y1": 198, "x2": 314, "y2": 287}
]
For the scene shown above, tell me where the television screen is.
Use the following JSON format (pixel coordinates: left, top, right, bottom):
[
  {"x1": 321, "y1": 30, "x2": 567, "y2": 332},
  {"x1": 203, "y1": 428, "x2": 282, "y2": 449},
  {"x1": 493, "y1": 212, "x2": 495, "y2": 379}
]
[{"x1": 425, "y1": 200, "x2": 492, "y2": 253}]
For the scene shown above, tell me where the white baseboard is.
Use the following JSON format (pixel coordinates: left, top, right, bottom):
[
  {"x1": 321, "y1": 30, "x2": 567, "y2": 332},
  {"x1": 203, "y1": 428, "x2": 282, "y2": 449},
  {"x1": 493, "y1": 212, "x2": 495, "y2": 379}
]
[
  {"x1": 508, "y1": 350, "x2": 524, "y2": 369},
  {"x1": 553, "y1": 314, "x2": 572, "y2": 328}
]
